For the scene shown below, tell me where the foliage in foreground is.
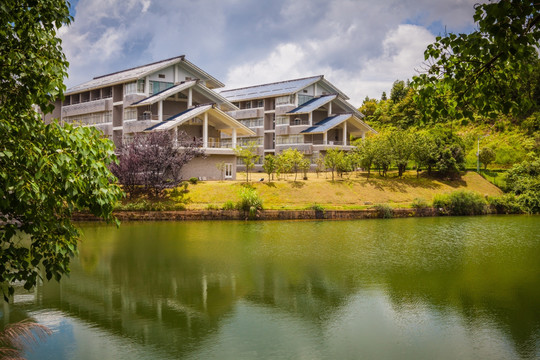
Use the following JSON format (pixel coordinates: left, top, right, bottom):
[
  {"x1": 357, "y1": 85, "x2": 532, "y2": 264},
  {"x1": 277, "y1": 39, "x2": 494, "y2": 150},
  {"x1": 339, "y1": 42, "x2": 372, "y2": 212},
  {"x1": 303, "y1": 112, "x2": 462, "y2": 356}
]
[
  {"x1": 0, "y1": 319, "x2": 52, "y2": 359},
  {"x1": 1, "y1": 0, "x2": 125, "y2": 300}
]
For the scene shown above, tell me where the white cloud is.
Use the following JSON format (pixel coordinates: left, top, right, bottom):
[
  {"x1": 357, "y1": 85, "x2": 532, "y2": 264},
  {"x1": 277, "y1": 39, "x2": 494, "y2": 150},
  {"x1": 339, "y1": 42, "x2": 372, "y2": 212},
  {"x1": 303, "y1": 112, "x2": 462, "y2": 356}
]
[
  {"x1": 60, "y1": 0, "x2": 479, "y2": 104},
  {"x1": 225, "y1": 24, "x2": 434, "y2": 106}
]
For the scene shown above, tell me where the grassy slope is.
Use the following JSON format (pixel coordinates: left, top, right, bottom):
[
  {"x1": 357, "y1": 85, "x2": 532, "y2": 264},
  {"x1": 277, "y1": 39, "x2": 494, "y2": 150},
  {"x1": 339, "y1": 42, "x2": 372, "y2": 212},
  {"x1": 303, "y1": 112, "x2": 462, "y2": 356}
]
[{"x1": 186, "y1": 171, "x2": 502, "y2": 210}]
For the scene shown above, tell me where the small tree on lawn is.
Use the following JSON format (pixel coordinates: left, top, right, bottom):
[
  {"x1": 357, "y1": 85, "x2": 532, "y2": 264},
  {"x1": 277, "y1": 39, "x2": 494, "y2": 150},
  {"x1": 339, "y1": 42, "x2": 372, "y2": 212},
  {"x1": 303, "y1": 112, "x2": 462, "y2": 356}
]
[
  {"x1": 281, "y1": 148, "x2": 305, "y2": 181},
  {"x1": 479, "y1": 147, "x2": 496, "y2": 170},
  {"x1": 300, "y1": 157, "x2": 311, "y2": 180},
  {"x1": 263, "y1": 154, "x2": 277, "y2": 181},
  {"x1": 324, "y1": 148, "x2": 344, "y2": 181},
  {"x1": 354, "y1": 137, "x2": 377, "y2": 178},
  {"x1": 234, "y1": 141, "x2": 260, "y2": 182},
  {"x1": 388, "y1": 129, "x2": 413, "y2": 177},
  {"x1": 111, "y1": 131, "x2": 203, "y2": 198},
  {"x1": 314, "y1": 152, "x2": 325, "y2": 178}
]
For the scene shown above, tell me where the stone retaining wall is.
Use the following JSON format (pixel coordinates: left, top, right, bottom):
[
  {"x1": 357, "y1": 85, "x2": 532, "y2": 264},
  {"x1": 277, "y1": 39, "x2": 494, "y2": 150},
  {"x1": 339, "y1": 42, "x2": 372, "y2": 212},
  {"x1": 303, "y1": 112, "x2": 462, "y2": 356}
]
[{"x1": 73, "y1": 208, "x2": 438, "y2": 222}]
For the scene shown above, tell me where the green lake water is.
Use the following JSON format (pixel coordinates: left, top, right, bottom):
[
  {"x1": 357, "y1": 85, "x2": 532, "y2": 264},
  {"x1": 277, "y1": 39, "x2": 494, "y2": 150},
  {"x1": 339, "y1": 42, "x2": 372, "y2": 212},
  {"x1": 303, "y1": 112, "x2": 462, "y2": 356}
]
[{"x1": 3, "y1": 216, "x2": 540, "y2": 359}]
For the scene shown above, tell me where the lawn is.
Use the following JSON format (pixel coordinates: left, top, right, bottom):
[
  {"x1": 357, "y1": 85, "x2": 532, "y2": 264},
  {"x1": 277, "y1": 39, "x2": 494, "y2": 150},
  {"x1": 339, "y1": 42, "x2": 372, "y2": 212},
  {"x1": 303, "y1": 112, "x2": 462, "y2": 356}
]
[{"x1": 185, "y1": 171, "x2": 502, "y2": 210}]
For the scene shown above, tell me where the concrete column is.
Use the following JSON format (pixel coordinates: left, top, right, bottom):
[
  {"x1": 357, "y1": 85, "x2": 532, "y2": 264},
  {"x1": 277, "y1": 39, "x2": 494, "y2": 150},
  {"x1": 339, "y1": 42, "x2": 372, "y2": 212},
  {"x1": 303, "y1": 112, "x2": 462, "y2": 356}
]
[
  {"x1": 232, "y1": 128, "x2": 237, "y2": 148},
  {"x1": 174, "y1": 64, "x2": 179, "y2": 83},
  {"x1": 158, "y1": 100, "x2": 163, "y2": 122},
  {"x1": 173, "y1": 127, "x2": 178, "y2": 147},
  {"x1": 309, "y1": 112, "x2": 313, "y2": 126},
  {"x1": 362, "y1": 131, "x2": 366, "y2": 141},
  {"x1": 314, "y1": 83, "x2": 318, "y2": 96},
  {"x1": 203, "y1": 112, "x2": 208, "y2": 148},
  {"x1": 188, "y1": 88, "x2": 193, "y2": 108},
  {"x1": 145, "y1": 76, "x2": 150, "y2": 96},
  {"x1": 343, "y1": 122, "x2": 347, "y2": 145},
  {"x1": 328, "y1": 102, "x2": 332, "y2": 116},
  {"x1": 323, "y1": 131, "x2": 327, "y2": 145}
]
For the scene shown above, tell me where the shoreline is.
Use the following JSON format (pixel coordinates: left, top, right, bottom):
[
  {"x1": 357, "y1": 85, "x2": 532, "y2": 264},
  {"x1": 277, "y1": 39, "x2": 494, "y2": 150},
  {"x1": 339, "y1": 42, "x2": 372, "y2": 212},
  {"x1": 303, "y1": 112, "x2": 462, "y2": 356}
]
[{"x1": 73, "y1": 208, "x2": 438, "y2": 221}]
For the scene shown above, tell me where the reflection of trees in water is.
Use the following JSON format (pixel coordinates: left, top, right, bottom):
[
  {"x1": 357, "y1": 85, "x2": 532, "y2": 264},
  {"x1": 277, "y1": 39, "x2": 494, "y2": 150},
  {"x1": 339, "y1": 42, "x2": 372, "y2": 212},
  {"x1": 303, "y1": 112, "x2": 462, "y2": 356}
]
[{"x1": 7, "y1": 218, "x2": 540, "y2": 358}]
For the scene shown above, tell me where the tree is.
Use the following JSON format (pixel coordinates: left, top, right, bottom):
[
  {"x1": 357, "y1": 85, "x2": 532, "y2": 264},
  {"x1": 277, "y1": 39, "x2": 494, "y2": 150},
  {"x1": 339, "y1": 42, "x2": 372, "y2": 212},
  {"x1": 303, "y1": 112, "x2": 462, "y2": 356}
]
[
  {"x1": 324, "y1": 148, "x2": 344, "y2": 181},
  {"x1": 411, "y1": 131, "x2": 438, "y2": 177},
  {"x1": 372, "y1": 135, "x2": 393, "y2": 177},
  {"x1": 388, "y1": 129, "x2": 413, "y2": 177},
  {"x1": 381, "y1": 91, "x2": 388, "y2": 101},
  {"x1": 281, "y1": 148, "x2": 305, "y2": 181},
  {"x1": 262, "y1": 154, "x2": 277, "y2": 181},
  {"x1": 111, "y1": 131, "x2": 203, "y2": 198},
  {"x1": 479, "y1": 147, "x2": 496, "y2": 170},
  {"x1": 314, "y1": 152, "x2": 325, "y2": 178},
  {"x1": 234, "y1": 141, "x2": 260, "y2": 182},
  {"x1": 413, "y1": 0, "x2": 540, "y2": 120},
  {"x1": 0, "y1": 0, "x2": 124, "y2": 300},
  {"x1": 354, "y1": 137, "x2": 377, "y2": 178},
  {"x1": 390, "y1": 80, "x2": 409, "y2": 103}
]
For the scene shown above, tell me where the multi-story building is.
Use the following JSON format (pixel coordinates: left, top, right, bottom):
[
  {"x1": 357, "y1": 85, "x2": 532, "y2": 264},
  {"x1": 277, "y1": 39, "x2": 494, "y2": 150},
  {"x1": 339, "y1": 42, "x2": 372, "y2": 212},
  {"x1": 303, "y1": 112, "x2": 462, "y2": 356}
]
[
  {"x1": 220, "y1": 75, "x2": 376, "y2": 170},
  {"x1": 44, "y1": 55, "x2": 255, "y2": 180}
]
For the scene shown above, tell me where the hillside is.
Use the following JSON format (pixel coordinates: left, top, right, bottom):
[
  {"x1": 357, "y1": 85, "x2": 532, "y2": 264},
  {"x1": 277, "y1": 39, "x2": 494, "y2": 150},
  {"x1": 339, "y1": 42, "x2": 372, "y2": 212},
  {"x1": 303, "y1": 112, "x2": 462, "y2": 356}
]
[{"x1": 186, "y1": 171, "x2": 502, "y2": 210}]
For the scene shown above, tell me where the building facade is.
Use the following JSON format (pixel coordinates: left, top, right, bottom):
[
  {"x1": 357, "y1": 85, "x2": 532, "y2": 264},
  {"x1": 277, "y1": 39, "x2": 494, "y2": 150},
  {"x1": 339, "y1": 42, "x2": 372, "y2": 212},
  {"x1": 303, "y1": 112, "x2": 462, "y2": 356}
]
[
  {"x1": 44, "y1": 55, "x2": 255, "y2": 180},
  {"x1": 43, "y1": 57, "x2": 376, "y2": 179},
  {"x1": 220, "y1": 75, "x2": 376, "y2": 170}
]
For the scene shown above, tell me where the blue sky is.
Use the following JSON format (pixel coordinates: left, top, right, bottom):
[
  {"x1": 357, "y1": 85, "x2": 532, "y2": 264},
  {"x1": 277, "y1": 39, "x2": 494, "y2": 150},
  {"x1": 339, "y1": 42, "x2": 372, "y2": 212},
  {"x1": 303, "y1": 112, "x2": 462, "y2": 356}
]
[{"x1": 60, "y1": 0, "x2": 482, "y2": 106}]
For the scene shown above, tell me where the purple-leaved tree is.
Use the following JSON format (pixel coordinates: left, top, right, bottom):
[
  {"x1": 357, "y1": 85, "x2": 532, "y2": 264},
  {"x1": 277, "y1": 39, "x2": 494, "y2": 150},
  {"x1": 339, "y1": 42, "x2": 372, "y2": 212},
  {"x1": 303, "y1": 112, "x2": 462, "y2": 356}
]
[{"x1": 111, "y1": 131, "x2": 204, "y2": 198}]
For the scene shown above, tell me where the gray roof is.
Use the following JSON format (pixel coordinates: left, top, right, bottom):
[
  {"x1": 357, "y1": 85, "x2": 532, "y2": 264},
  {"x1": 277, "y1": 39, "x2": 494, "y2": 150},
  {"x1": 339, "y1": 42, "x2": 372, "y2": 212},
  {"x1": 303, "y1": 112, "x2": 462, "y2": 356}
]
[
  {"x1": 301, "y1": 114, "x2": 352, "y2": 134},
  {"x1": 66, "y1": 55, "x2": 224, "y2": 95},
  {"x1": 288, "y1": 94, "x2": 337, "y2": 114},
  {"x1": 220, "y1": 76, "x2": 323, "y2": 102}
]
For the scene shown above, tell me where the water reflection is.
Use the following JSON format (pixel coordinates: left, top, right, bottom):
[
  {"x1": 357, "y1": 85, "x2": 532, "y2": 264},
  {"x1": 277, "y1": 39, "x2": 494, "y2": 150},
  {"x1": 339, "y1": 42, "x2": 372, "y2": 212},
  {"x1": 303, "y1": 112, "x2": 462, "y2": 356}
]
[{"x1": 3, "y1": 216, "x2": 539, "y2": 359}]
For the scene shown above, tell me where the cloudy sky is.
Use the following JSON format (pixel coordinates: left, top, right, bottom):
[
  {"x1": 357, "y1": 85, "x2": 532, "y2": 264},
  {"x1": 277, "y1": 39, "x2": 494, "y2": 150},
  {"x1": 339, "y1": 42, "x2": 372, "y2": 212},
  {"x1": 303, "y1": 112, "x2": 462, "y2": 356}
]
[{"x1": 60, "y1": 0, "x2": 482, "y2": 106}]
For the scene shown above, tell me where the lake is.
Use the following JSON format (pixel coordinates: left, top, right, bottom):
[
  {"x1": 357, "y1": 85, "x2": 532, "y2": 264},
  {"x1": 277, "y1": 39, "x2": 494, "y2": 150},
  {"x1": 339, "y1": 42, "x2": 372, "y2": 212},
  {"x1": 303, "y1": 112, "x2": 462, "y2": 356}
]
[{"x1": 3, "y1": 216, "x2": 540, "y2": 359}]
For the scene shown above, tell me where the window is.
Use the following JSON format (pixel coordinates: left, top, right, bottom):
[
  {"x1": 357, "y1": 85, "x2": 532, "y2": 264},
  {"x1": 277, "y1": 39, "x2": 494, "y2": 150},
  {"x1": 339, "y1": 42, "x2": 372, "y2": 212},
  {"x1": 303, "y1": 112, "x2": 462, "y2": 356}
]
[
  {"x1": 276, "y1": 95, "x2": 293, "y2": 106},
  {"x1": 123, "y1": 108, "x2": 137, "y2": 120},
  {"x1": 275, "y1": 116, "x2": 289, "y2": 126},
  {"x1": 125, "y1": 80, "x2": 146, "y2": 95},
  {"x1": 257, "y1": 100, "x2": 264, "y2": 108},
  {"x1": 158, "y1": 74, "x2": 165, "y2": 79},
  {"x1": 298, "y1": 94, "x2": 313, "y2": 106},
  {"x1": 276, "y1": 135, "x2": 304, "y2": 145},
  {"x1": 149, "y1": 81, "x2": 174, "y2": 95}
]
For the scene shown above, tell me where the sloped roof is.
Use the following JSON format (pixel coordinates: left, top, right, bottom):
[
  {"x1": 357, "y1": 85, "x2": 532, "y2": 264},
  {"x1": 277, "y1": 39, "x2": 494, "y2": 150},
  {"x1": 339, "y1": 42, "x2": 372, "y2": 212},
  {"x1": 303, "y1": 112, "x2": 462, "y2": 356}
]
[
  {"x1": 145, "y1": 104, "x2": 255, "y2": 135},
  {"x1": 220, "y1": 76, "x2": 322, "y2": 102},
  {"x1": 287, "y1": 94, "x2": 337, "y2": 114},
  {"x1": 301, "y1": 114, "x2": 352, "y2": 134},
  {"x1": 131, "y1": 81, "x2": 196, "y2": 106},
  {"x1": 66, "y1": 55, "x2": 224, "y2": 95}
]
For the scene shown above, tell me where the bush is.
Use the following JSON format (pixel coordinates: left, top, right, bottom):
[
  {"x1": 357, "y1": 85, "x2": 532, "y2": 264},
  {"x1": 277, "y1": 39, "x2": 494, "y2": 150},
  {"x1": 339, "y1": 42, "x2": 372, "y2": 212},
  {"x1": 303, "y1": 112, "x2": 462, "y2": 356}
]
[
  {"x1": 487, "y1": 194, "x2": 524, "y2": 214},
  {"x1": 433, "y1": 190, "x2": 488, "y2": 215},
  {"x1": 222, "y1": 200, "x2": 235, "y2": 210},
  {"x1": 309, "y1": 204, "x2": 325, "y2": 212},
  {"x1": 189, "y1": 177, "x2": 198, "y2": 184},
  {"x1": 411, "y1": 197, "x2": 429, "y2": 209},
  {"x1": 373, "y1": 204, "x2": 394, "y2": 218},
  {"x1": 206, "y1": 204, "x2": 219, "y2": 210},
  {"x1": 236, "y1": 187, "x2": 263, "y2": 219}
]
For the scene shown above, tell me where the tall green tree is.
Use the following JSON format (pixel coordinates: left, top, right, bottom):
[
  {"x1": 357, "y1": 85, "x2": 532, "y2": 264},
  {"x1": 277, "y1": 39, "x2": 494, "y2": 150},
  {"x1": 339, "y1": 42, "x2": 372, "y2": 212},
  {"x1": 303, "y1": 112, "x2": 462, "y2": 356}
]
[
  {"x1": 324, "y1": 148, "x2": 344, "y2": 181},
  {"x1": 0, "y1": 0, "x2": 124, "y2": 300},
  {"x1": 234, "y1": 141, "x2": 260, "y2": 182},
  {"x1": 413, "y1": 0, "x2": 540, "y2": 120}
]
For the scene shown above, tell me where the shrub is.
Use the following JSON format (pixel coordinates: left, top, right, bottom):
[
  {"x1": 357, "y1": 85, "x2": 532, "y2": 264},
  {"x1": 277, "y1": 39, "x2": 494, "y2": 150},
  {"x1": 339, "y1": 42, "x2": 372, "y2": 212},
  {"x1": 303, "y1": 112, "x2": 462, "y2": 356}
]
[
  {"x1": 222, "y1": 200, "x2": 235, "y2": 210},
  {"x1": 433, "y1": 190, "x2": 488, "y2": 215},
  {"x1": 309, "y1": 204, "x2": 325, "y2": 212},
  {"x1": 411, "y1": 197, "x2": 429, "y2": 209},
  {"x1": 373, "y1": 203, "x2": 394, "y2": 218},
  {"x1": 487, "y1": 194, "x2": 524, "y2": 214},
  {"x1": 236, "y1": 187, "x2": 263, "y2": 219},
  {"x1": 206, "y1": 204, "x2": 219, "y2": 210},
  {"x1": 189, "y1": 177, "x2": 198, "y2": 184}
]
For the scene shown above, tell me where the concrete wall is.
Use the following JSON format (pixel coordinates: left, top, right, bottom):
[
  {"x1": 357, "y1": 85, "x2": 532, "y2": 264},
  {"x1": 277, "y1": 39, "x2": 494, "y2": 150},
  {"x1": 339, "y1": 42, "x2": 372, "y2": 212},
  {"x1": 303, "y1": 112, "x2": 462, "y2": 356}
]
[{"x1": 180, "y1": 154, "x2": 236, "y2": 180}]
